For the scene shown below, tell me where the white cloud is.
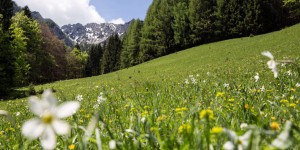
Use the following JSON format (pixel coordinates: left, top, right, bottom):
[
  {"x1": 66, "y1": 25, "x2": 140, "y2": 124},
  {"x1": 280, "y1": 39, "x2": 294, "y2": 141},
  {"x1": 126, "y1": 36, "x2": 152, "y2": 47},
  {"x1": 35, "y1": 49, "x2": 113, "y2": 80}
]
[
  {"x1": 108, "y1": 18, "x2": 125, "y2": 25},
  {"x1": 14, "y1": 0, "x2": 105, "y2": 27}
]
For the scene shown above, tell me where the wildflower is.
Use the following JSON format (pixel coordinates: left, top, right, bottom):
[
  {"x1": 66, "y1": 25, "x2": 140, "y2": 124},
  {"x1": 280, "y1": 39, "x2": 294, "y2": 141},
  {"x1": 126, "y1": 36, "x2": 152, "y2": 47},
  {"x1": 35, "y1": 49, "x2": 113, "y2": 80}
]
[
  {"x1": 244, "y1": 104, "x2": 249, "y2": 110},
  {"x1": 228, "y1": 98, "x2": 235, "y2": 102},
  {"x1": 109, "y1": 140, "x2": 116, "y2": 149},
  {"x1": 191, "y1": 77, "x2": 197, "y2": 84},
  {"x1": 21, "y1": 89, "x2": 80, "y2": 150},
  {"x1": 141, "y1": 117, "x2": 146, "y2": 123},
  {"x1": 216, "y1": 92, "x2": 225, "y2": 98},
  {"x1": 15, "y1": 112, "x2": 20, "y2": 116},
  {"x1": 224, "y1": 83, "x2": 229, "y2": 88},
  {"x1": 262, "y1": 51, "x2": 278, "y2": 78},
  {"x1": 184, "y1": 79, "x2": 189, "y2": 84},
  {"x1": 97, "y1": 93, "x2": 106, "y2": 104},
  {"x1": 254, "y1": 73, "x2": 259, "y2": 82},
  {"x1": 286, "y1": 70, "x2": 292, "y2": 76},
  {"x1": 270, "y1": 122, "x2": 280, "y2": 130},
  {"x1": 240, "y1": 123, "x2": 248, "y2": 130},
  {"x1": 296, "y1": 83, "x2": 300, "y2": 87},
  {"x1": 76, "y1": 95, "x2": 83, "y2": 101},
  {"x1": 68, "y1": 144, "x2": 75, "y2": 150},
  {"x1": 178, "y1": 123, "x2": 192, "y2": 134},
  {"x1": 200, "y1": 109, "x2": 214, "y2": 120},
  {"x1": 211, "y1": 127, "x2": 223, "y2": 134},
  {"x1": 272, "y1": 121, "x2": 293, "y2": 149},
  {"x1": 280, "y1": 99, "x2": 289, "y2": 103},
  {"x1": 271, "y1": 117, "x2": 276, "y2": 120},
  {"x1": 260, "y1": 86, "x2": 265, "y2": 92},
  {"x1": 289, "y1": 103, "x2": 296, "y2": 108},
  {"x1": 223, "y1": 129, "x2": 252, "y2": 150}
]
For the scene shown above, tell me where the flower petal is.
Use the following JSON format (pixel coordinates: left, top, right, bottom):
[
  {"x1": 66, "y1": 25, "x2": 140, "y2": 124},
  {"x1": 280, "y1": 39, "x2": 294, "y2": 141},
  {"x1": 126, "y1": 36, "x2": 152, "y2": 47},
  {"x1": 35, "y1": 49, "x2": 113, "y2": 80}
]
[
  {"x1": 223, "y1": 141, "x2": 234, "y2": 150},
  {"x1": 52, "y1": 119, "x2": 70, "y2": 135},
  {"x1": 22, "y1": 118, "x2": 45, "y2": 139},
  {"x1": 42, "y1": 89, "x2": 57, "y2": 106},
  {"x1": 40, "y1": 126, "x2": 57, "y2": 150},
  {"x1": 262, "y1": 51, "x2": 274, "y2": 59},
  {"x1": 56, "y1": 101, "x2": 80, "y2": 118},
  {"x1": 29, "y1": 96, "x2": 45, "y2": 116}
]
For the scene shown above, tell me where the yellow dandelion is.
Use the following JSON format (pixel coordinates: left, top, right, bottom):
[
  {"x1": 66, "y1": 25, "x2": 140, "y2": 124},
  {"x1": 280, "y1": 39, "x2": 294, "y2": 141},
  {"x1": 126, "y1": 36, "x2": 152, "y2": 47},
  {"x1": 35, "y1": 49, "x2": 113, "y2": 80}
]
[
  {"x1": 157, "y1": 115, "x2": 167, "y2": 122},
  {"x1": 228, "y1": 98, "x2": 235, "y2": 102},
  {"x1": 68, "y1": 144, "x2": 75, "y2": 150},
  {"x1": 181, "y1": 107, "x2": 188, "y2": 111},
  {"x1": 280, "y1": 99, "x2": 289, "y2": 103},
  {"x1": 200, "y1": 109, "x2": 214, "y2": 120},
  {"x1": 216, "y1": 92, "x2": 225, "y2": 98},
  {"x1": 178, "y1": 123, "x2": 192, "y2": 134},
  {"x1": 289, "y1": 103, "x2": 296, "y2": 108},
  {"x1": 270, "y1": 122, "x2": 280, "y2": 130},
  {"x1": 175, "y1": 108, "x2": 182, "y2": 112},
  {"x1": 244, "y1": 104, "x2": 249, "y2": 110},
  {"x1": 211, "y1": 127, "x2": 223, "y2": 134},
  {"x1": 271, "y1": 117, "x2": 276, "y2": 120}
]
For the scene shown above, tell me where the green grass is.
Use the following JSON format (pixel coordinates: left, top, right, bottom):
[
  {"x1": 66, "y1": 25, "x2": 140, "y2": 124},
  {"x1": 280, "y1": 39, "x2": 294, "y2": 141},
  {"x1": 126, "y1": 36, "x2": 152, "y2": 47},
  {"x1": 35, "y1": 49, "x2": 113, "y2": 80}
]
[{"x1": 1, "y1": 23, "x2": 300, "y2": 149}]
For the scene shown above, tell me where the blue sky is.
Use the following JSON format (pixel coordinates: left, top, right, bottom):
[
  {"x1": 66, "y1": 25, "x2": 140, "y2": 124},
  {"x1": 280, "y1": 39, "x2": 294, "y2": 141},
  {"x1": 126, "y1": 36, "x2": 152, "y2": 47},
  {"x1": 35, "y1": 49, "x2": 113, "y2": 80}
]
[
  {"x1": 14, "y1": 0, "x2": 152, "y2": 26},
  {"x1": 91, "y1": 0, "x2": 152, "y2": 23}
]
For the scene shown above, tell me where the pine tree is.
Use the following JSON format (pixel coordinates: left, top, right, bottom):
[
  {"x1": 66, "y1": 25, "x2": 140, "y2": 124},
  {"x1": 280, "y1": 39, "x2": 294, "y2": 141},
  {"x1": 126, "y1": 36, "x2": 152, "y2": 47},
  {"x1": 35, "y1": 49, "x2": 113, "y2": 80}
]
[
  {"x1": 120, "y1": 19, "x2": 143, "y2": 68},
  {"x1": 86, "y1": 44, "x2": 103, "y2": 76},
  {"x1": 101, "y1": 34, "x2": 122, "y2": 74},
  {"x1": 172, "y1": 0, "x2": 190, "y2": 49},
  {"x1": 22, "y1": 6, "x2": 32, "y2": 19},
  {"x1": 0, "y1": 0, "x2": 14, "y2": 31}
]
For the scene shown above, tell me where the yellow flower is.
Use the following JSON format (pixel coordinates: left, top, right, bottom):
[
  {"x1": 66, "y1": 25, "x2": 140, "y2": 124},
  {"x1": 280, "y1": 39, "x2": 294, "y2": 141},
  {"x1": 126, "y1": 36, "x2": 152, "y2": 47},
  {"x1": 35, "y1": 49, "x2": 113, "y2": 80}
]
[
  {"x1": 280, "y1": 99, "x2": 289, "y2": 103},
  {"x1": 144, "y1": 106, "x2": 150, "y2": 110},
  {"x1": 157, "y1": 115, "x2": 167, "y2": 122},
  {"x1": 178, "y1": 123, "x2": 192, "y2": 134},
  {"x1": 289, "y1": 103, "x2": 296, "y2": 108},
  {"x1": 211, "y1": 127, "x2": 223, "y2": 134},
  {"x1": 68, "y1": 144, "x2": 75, "y2": 150},
  {"x1": 290, "y1": 88, "x2": 296, "y2": 92},
  {"x1": 271, "y1": 117, "x2": 276, "y2": 120},
  {"x1": 175, "y1": 108, "x2": 182, "y2": 112},
  {"x1": 181, "y1": 107, "x2": 188, "y2": 111},
  {"x1": 200, "y1": 109, "x2": 214, "y2": 120},
  {"x1": 216, "y1": 92, "x2": 225, "y2": 98},
  {"x1": 228, "y1": 98, "x2": 235, "y2": 102},
  {"x1": 244, "y1": 104, "x2": 249, "y2": 110},
  {"x1": 142, "y1": 111, "x2": 149, "y2": 116},
  {"x1": 270, "y1": 122, "x2": 280, "y2": 130}
]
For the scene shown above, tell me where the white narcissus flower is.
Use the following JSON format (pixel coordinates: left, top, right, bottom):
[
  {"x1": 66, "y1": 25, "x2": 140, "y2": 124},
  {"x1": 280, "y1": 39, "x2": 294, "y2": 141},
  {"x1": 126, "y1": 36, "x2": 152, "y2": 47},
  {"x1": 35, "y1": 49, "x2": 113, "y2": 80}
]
[
  {"x1": 254, "y1": 73, "x2": 259, "y2": 82},
  {"x1": 22, "y1": 89, "x2": 80, "y2": 150},
  {"x1": 223, "y1": 129, "x2": 252, "y2": 150},
  {"x1": 272, "y1": 121, "x2": 293, "y2": 149},
  {"x1": 262, "y1": 51, "x2": 278, "y2": 78}
]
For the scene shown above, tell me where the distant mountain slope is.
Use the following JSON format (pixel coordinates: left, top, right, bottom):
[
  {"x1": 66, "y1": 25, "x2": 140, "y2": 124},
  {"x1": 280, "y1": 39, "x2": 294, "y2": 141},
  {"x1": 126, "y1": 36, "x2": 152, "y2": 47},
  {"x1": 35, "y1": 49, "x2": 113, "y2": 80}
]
[
  {"x1": 31, "y1": 11, "x2": 74, "y2": 47},
  {"x1": 61, "y1": 22, "x2": 130, "y2": 45}
]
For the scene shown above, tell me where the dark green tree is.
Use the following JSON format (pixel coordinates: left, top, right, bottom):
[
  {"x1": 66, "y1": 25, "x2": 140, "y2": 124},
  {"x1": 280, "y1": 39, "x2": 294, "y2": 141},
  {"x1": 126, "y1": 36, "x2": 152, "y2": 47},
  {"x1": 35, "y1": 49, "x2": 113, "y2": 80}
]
[
  {"x1": 120, "y1": 19, "x2": 143, "y2": 68},
  {"x1": 0, "y1": 0, "x2": 14, "y2": 31},
  {"x1": 101, "y1": 34, "x2": 122, "y2": 74},
  {"x1": 22, "y1": 6, "x2": 32, "y2": 18},
  {"x1": 86, "y1": 44, "x2": 103, "y2": 76}
]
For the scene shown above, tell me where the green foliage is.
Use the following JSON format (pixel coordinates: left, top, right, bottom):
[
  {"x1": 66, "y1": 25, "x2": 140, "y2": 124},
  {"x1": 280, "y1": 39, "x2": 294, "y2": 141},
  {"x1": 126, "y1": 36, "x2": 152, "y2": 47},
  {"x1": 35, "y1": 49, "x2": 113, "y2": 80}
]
[
  {"x1": 101, "y1": 34, "x2": 122, "y2": 74},
  {"x1": 85, "y1": 44, "x2": 103, "y2": 76},
  {"x1": 120, "y1": 19, "x2": 143, "y2": 68}
]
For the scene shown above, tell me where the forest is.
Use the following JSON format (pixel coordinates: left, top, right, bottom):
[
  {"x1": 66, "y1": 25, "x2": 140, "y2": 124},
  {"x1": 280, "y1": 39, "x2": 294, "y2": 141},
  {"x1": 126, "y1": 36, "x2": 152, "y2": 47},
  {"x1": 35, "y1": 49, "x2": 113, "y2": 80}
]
[{"x1": 0, "y1": 0, "x2": 299, "y2": 97}]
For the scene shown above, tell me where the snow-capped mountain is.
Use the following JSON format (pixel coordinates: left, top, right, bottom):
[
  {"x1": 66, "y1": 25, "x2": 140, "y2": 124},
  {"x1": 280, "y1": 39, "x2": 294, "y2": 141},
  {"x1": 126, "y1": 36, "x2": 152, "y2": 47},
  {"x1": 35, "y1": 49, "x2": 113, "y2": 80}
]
[{"x1": 61, "y1": 22, "x2": 130, "y2": 45}]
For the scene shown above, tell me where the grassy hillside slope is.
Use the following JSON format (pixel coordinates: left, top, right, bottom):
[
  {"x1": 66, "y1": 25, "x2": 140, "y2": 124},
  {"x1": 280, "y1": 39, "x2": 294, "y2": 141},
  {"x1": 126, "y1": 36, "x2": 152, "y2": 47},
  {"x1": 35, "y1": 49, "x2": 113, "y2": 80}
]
[{"x1": 0, "y1": 24, "x2": 300, "y2": 149}]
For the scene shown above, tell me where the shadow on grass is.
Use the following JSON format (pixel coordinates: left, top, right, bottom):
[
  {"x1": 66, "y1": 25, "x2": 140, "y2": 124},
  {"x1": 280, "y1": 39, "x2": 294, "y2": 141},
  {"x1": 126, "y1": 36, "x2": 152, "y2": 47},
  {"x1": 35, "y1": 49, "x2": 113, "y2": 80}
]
[{"x1": 0, "y1": 89, "x2": 30, "y2": 100}]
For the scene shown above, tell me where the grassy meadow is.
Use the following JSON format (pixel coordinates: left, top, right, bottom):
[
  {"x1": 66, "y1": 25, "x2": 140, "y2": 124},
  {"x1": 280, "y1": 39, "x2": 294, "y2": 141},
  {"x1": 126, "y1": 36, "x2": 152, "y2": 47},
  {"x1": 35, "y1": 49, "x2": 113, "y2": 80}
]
[{"x1": 1, "y1": 23, "x2": 300, "y2": 149}]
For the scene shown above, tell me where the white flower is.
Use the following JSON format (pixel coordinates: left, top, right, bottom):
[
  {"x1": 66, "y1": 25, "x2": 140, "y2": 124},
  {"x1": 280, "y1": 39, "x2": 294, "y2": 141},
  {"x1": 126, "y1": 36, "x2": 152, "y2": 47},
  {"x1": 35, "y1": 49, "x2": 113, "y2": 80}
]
[
  {"x1": 184, "y1": 79, "x2": 189, "y2": 84},
  {"x1": 15, "y1": 112, "x2": 20, "y2": 116},
  {"x1": 223, "y1": 129, "x2": 252, "y2": 150},
  {"x1": 224, "y1": 83, "x2": 229, "y2": 88},
  {"x1": 262, "y1": 51, "x2": 278, "y2": 78},
  {"x1": 286, "y1": 70, "x2": 292, "y2": 76},
  {"x1": 109, "y1": 140, "x2": 116, "y2": 149},
  {"x1": 260, "y1": 86, "x2": 265, "y2": 92},
  {"x1": 191, "y1": 77, "x2": 197, "y2": 84},
  {"x1": 254, "y1": 73, "x2": 259, "y2": 82},
  {"x1": 296, "y1": 83, "x2": 300, "y2": 87},
  {"x1": 141, "y1": 117, "x2": 146, "y2": 123},
  {"x1": 97, "y1": 93, "x2": 106, "y2": 104},
  {"x1": 272, "y1": 121, "x2": 293, "y2": 149},
  {"x1": 76, "y1": 95, "x2": 83, "y2": 101},
  {"x1": 22, "y1": 89, "x2": 80, "y2": 150},
  {"x1": 240, "y1": 123, "x2": 248, "y2": 130}
]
